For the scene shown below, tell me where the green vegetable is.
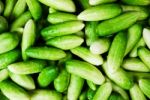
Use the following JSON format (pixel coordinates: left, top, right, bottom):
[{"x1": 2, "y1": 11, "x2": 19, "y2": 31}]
[
  {"x1": 87, "y1": 88, "x2": 96, "y2": 100},
  {"x1": 129, "y1": 37, "x2": 145, "y2": 57},
  {"x1": 41, "y1": 21, "x2": 84, "y2": 40},
  {"x1": 11, "y1": 11, "x2": 32, "y2": 31},
  {"x1": 130, "y1": 84, "x2": 146, "y2": 100},
  {"x1": 0, "y1": 69, "x2": 9, "y2": 82},
  {"x1": 47, "y1": 12, "x2": 77, "y2": 24},
  {"x1": 11, "y1": 0, "x2": 26, "y2": 19},
  {"x1": 122, "y1": 58, "x2": 149, "y2": 72},
  {"x1": 143, "y1": 28, "x2": 150, "y2": 49},
  {"x1": 93, "y1": 82, "x2": 112, "y2": 100},
  {"x1": 9, "y1": 72, "x2": 35, "y2": 90},
  {"x1": 26, "y1": 0, "x2": 42, "y2": 20},
  {"x1": 96, "y1": 12, "x2": 139, "y2": 36},
  {"x1": 30, "y1": 90, "x2": 62, "y2": 100},
  {"x1": 0, "y1": 80, "x2": 30, "y2": 100},
  {"x1": 112, "y1": 82, "x2": 129, "y2": 100},
  {"x1": 4, "y1": 0, "x2": 16, "y2": 18},
  {"x1": 121, "y1": 5, "x2": 149, "y2": 20},
  {"x1": 78, "y1": 4, "x2": 122, "y2": 21},
  {"x1": 67, "y1": 74, "x2": 84, "y2": 100},
  {"x1": 71, "y1": 46, "x2": 103, "y2": 65},
  {"x1": 87, "y1": 80, "x2": 97, "y2": 91},
  {"x1": 8, "y1": 60, "x2": 46, "y2": 74},
  {"x1": 107, "y1": 32, "x2": 127, "y2": 73},
  {"x1": 21, "y1": 19, "x2": 36, "y2": 60},
  {"x1": 90, "y1": 38, "x2": 110, "y2": 54},
  {"x1": 124, "y1": 24, "x2": 142, "y2": 56},
  {"x1": 46, "y1": 35, "x2": 84, "y2": 50},
  {"x1": 66, "y1": 60, "x2": 105, "y2": 85},
  {"x1": 26, "y1": 47, "x2": 66, "y2": 60},
  {"x1": 89, "y1": 0, "x2": 116, "y2": 5},
  {"x1": 0, "y1": 16, "x2": 8, "y2": 33},
  {"x1": 103, "y1": 62, "x2": 133, "y2": 90},
  {"x1": 38, "y1": 66, "x2": 58, "y2": 87},
  {"x1": 38, "y1": 0, "x2": 76, "y2": 12},
  {"x1": 0, "y1": 49, "x2": 20, "y2": 69},
  {"x1": 85, "y1": 21, "x2": 98, "y2": 46},
  {"x1": 0, "y1": 32, "x2": 19, "y2": 54},
  {"x1": 54, "y1": 69, "x2": 70, "y2": 92},
  {"x1": 139, "y1": 79, "x2": 150, "y2": 98},
  {"x1": 122, "y1": 0, "x2": 150, "y2": 6},
  {"x1": 138, "y1": 47, "x2": 150, "y2": 69}
]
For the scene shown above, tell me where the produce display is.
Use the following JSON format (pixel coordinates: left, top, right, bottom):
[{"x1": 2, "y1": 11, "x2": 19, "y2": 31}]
[{"x1": 0, "y1": 0, "x2": 150, "y2": 100}]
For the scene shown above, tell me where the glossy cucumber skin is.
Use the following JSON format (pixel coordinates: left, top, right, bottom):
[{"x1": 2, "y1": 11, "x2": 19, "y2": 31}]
[
  {"x1": 96, "y1": 12, "x2": 139, "y2": 36},
  {"x1": 107, "y1": 32, "x2": 127, "y2": 73},
  {"x1": 66, "y1": 60, "x2": 105, "y2": 85},
  {"x1": 78, "y1": 4, "x2": 122, "y2": 21},
  {"x1": 41, "y1": 21, "x2": 84, "y2": 40}
]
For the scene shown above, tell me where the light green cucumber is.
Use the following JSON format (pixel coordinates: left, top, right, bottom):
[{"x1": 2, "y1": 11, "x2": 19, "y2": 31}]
[
  {"x1": 0, "y1": 80, "x2": 30, "y2": 100},
  {"x1": 121, "y1": 5, "x2": 149, "y2": 20},
  {"x1": 67, "y1": 74, "x2": 84, "y2": 100},
  {"x1": 46, "y1": 35, "x2": 84, "y2": 50},
  {"x1": 54, "y1": 69, "x2": 70, "y2": 92},
  {"x1": 89, "y1": 0, "x2": 116, "y2": 5},
  {"x1": 130, "y1": 84, "x2": 146, "y2": 100},
  {"x1": 11, "y1": 0, "x2": 26, "y2": 19},
  {"x1": 66, "y1": 60, "x2": 105, "y2": 85},
  {"x1": 38, "y1": 66, "x2": 58, "y2": 87},
  {"x1": 112, "y1": 82, "x2": 129, "y2": 100},
  {"x1": 30, "y1": 90, "x2": 62, "y2": 100},
  {"x1": 9, "y1": 72, "x2": 35, "y2": 90},
  {"x1": 138, "y1": 47, "x2": 150, "y2": 69},
  {"x1": 21, "y1": 19, "x2": 36, "y2": 60},
  {"x1": 129, "y1": 37, "x2": 145, "y2": 57},
  {"x1": 107, "y1": 32, "x2": 127, "y2": 73},
  {"x1": 78, "y1": 4, "x2": 122, "y2": 21},
  {"x1": 0, "y1": 69, "x2": 9, "y2": 82},
  {"x1": 38, "y1": 0, "x2": 76, "y2": 12},
  {"x1": 103, "y1": 62, "x2": 133, "y2": 90},
  {"x1": 0, "y1": 49, "x2": 20, "y2": 69},
  {"x1": 85, "y1": 21, "x2": 98, "y2": 46},
  {"x1": 124, "y1": 24, "x2": 142, "y2": 56},
  {"x1": 139, "y1": 79, "x2": 150, "y2": 98},
  {"x1": 26, "y1": 0, "x2": 42, "y2": 20},
  {"x1": 41, "y1": 21, "x2": 84, "y2": 40},
  {"x1": 8, "y1": 60, "x2": 46, "y2": 74},
  {"x1": 93, "y1": 82, "x2": 112, "y2": 100},
  {"x1": 11, "y1": 11, "x2": 32, "y2": 31},
  {"x1": 122, "y1": 0, "x2": 150, "y2": 6},
  {"x1": 47, "y1": 12, "x2": 77, "y2": 24},
  {"x1": 96, "y1": 12, "x2": 139, "y2": 36},
  {"x1": 143, "y1": 28, "x2": 150, "y2": 49},
  {"x1": 90, "y1": 38, "x2": 110, "y2": 54},
  {"x1": 87, "y1": 80, "x2": 97, "y2": 91},
  {"x1": 122, "y1": 58, "x2": 149, "y2": 72},
  {"x1": 71, "y1": 46, "x2": 103, "y2": 65},
  {"x1": 26, "y1": 47, "x2": 66, "y2": 60},
  {"x1": 4, "y1": 0, "x2": 16, "y2": 18},
  {"x1": 0, "y1": 32, "x2": 19, "y2": 54}
]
